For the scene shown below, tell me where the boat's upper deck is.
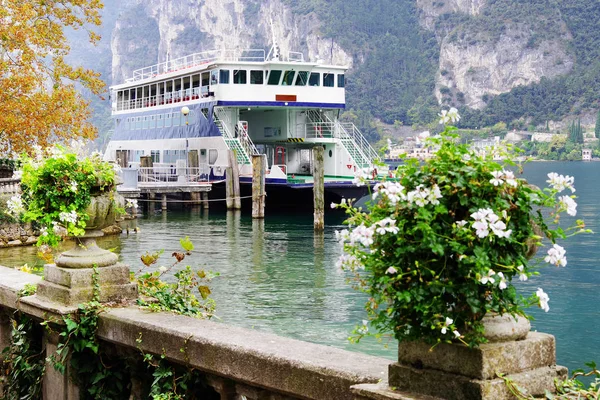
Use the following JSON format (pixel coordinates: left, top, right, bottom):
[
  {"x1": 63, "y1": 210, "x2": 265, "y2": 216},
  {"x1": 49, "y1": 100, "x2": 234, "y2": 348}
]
[{"x1": 111, "y1": 49, "x2": 348, "y2": 115}]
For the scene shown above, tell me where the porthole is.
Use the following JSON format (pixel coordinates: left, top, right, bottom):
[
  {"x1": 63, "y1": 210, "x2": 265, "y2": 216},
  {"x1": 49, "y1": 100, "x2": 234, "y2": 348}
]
[{"x1": 329, "y1": 150, "x2": 333, "y2": 157}]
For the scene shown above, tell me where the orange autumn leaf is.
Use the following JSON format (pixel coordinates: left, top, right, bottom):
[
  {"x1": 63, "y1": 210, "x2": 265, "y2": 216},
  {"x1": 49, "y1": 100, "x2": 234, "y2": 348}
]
[{"x1": 0, "y1": 0, "x2": 105, "y2": 155}]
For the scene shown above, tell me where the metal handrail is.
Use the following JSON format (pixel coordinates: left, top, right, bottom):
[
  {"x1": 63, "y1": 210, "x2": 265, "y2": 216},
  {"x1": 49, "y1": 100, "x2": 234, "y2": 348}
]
[
  {"x1": 127, "y1": 49, "x2": 267, "y2": 83},
  {"x1": 237, "y1": 121, "x2": 259, "y2": 156},
  {"x1": 137, "y1": 166, "x2": 210, "y2": 184}
]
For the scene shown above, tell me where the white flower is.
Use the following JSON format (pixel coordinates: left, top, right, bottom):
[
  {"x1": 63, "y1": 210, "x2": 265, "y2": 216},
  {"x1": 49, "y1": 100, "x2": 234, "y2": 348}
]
[
  {"x1": 40, "y1": 227, "x2": 49, "y2": 237},
  {"x1": 158, "y1": 266, "x2": 167, "y2": 273},
  {"x1": 490, "y1": 220, "x2": 511, "y2": 239},
  {"x1": 353, "y1": 168, "x2": 370, "y2": 187},
  {"x1": 374, "y1": 218, "x2": 399, "y2": 235},
  {"x1": 126, "y1": 199, "x2": 139, "y2": 210},
  {"x1": 456, "y1": 220, "x2": 467, "y2": 228},
  {"x1": 536, "y1": 288, "x2": 550, "y2": 312},
  {"x1": 439, "y1": 108, "x2": 460, "y2": 124},
  {"x1": 386, "y1": 266, "x2": 398, "y2": 275},
  {"x1": 517, "y1": 265, "x2": 528, "y2": 281},
  {"x1": 473, "y1": 220, "x2": 489, "y2": 238},
  {"x1": 350, "y1": 224, "x2": 376, "y2": 247},
  {"x1": 58, "y1": 210, "x2": 78, "y2": 224},
  {"x1": 441, "y1": 317, "x2": 453, "y2": 334},
  {"x1": 453, "y1": 330, "x2": 461, "y2": 338},
  {"x1": 497, "y1": 272, "x2": 507, "y2": 290},
  {"x1": 546, "y1": 172, "x2": 575, "y2": 193},
  {"x1": 490, "y1": 170, "x2": 504, "y2": 186},
  {"x1": 427, "y1": 184, "x2": 443, "y2": 205},
  {"x1": 358, "y1": 320, "x2": 369, "y2": 334},
  {"x1": 558, "y1": 195, "x2": 577, "y2": 216},
  {"x1": 544, "y1": 244, "x2": 567, "y2": 267},
  {"x1": 502, "y1": 170, "x2": 518, "y2": 187},
  {"x1": 336, "y1": 254, "x2": 363, "y2": 272},
  {"x1": 335, "y1": 229, "x2": 350, "y2": 243},
  {"x1": 330, "y1": 202, "x2": 337, "y2": 209},
  {"x1": 480, "y1": 269, "x2": 496, "y2": 285},
  {"x1": 6, "y1": 195, "x2": 25, "y2": 216},
  {"x1": 69, "y1": 180, "x2": 78, "y2": 192}
]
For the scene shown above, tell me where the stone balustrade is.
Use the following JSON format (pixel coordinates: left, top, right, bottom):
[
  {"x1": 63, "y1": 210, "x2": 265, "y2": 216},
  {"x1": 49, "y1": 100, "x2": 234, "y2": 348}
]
[
  {"x1": 0, "y1": 178, "x2": 20, "y2": 195},
  {"x1": 0, "y1": 265, "x2": 392, "y2": 400},
  {"x1": 0, "y1": 262, "x2": 567, "y2": 400}
]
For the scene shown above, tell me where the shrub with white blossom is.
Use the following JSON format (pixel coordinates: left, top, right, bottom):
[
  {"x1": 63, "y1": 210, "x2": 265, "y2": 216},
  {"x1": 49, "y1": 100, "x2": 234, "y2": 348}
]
[
  {"x1": 335, "y1": 112, "x2": 589, "y2": 347},
  {"x1": 7, "y1": 142, "x2": 120, "y2": 247}
]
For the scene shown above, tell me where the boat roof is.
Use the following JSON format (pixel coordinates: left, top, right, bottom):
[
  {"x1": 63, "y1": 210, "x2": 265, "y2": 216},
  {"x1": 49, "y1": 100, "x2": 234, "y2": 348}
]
[{"x1": 111, "y1": 49, "x2": 348, "y2": 90}]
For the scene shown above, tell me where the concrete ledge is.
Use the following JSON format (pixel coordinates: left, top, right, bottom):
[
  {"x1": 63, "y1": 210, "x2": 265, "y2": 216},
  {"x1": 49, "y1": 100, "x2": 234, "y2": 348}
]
[
  {"x1": 44, "y1": 263, "x2": 131, "y2": 288},
  {"x1": 397, "y1": 332, "x2": 556, "y2": 380},
  {"x1": 97, "y1": 307, "x2": 389, "y2": 400},
  {"x1": 351, "y1": 383, "x2": 442, "y2": 400},
  {"x1": 0, "y1": 265, "x2": 42, "y2": 310}
]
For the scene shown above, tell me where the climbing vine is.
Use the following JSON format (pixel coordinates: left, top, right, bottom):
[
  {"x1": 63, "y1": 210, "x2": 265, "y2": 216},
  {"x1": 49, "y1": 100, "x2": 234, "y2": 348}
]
[{"x1": 1, "y1": 238, "x2": 218, "y2": 399}]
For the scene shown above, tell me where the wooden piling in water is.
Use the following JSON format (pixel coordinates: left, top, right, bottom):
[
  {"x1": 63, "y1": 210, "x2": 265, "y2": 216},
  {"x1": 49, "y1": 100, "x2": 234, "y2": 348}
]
[
  {"x1": 202, "y1": 192, "x2": 209, "y2": 210},
  {"x1": 228, "y1": 150, "x2": 241, "y2": 210},
  {"x1": 161, "y1": 194, "x2": 168, "y2": 211},
  {"x1": 313, "y1": 146, "x2": 325, "y2": 231},
  {"x1": 225, "y1": 167, "x2": 234, "y2": 209},
  {"x1": 252, "y1": 154, "x2": 266, "y2": 219}
]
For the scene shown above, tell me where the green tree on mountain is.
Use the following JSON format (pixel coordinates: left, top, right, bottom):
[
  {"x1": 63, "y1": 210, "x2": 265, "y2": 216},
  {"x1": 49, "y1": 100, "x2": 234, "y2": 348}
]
[{"x1": 595, "y1": 109, "x2": 600, "y2": 139}]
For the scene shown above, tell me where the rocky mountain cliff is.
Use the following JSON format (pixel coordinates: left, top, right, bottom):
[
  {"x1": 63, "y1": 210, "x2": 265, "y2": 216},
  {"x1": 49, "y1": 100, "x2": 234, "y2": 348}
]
[{"x1": 111, "y1": 0, "x2": 352, "y2": 84}]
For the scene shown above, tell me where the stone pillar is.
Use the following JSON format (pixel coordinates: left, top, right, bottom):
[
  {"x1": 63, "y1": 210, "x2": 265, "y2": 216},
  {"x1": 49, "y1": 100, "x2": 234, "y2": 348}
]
[
  {"x1": 43, "y1": 331, "x2": 80, "y2": 400},
  {"x1": 0, "y1": 309, "x2": 10, "y2": 365},
  {"x1": 252, "y1": 155, "x2": 266, "y2": 219},
  {"x1": 161, "y1": 194, "x2": 167, "y2": 211},
  {"x1": 205, "y1": 376, "x2": 237, "y2": 400},
  {"x1": 312, "y1": 146, "x2": 325, "y2": 231},
  {"x1": 34, "y1": 194, "x2": 138, "y2": 307}
]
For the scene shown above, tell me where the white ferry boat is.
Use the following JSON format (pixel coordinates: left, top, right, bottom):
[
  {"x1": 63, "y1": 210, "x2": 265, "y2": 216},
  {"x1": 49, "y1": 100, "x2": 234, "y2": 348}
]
[{"x1": 104, "y1": 46, "x2": 380, "y2": 207}]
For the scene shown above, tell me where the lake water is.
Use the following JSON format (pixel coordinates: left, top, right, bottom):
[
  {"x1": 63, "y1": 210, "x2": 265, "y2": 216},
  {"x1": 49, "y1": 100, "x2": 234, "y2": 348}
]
[{"x1": 1, "y1": 162, "x2": 598, "y2": 371}]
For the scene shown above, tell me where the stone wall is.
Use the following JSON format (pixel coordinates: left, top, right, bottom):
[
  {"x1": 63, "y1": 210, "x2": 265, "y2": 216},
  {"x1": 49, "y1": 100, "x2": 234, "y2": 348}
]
[
  {"x1": 0, "y1": 266, "x2": 389, "y2": 400},
  {"x1": 0, "y1": 223, "x2": 38, "y2": 247}
]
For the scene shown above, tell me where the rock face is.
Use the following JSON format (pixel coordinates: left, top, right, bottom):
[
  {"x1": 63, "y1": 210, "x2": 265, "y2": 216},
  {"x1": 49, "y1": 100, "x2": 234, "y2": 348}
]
[
  {"x1": 416, "y1": 0, "x2": 574, "y2": 109},
  {"x1": 111, "y1": 0, "x2": 353, "y2": 84}
]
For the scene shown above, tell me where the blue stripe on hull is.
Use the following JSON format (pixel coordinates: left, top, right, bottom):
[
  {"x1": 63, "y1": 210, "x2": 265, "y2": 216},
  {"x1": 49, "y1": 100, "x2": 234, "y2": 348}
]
[{"x1": 217, "y1": 101, "x2": 345, "y2": 109}]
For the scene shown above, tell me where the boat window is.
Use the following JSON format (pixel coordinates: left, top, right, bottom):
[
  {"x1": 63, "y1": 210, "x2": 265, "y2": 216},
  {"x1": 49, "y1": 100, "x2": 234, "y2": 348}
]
[
  {"x1": 295, "y1": 71, "x2": 309, "y2": 86},
  {"x1": 142, "y1": 116, "x2": 148, "y2": 129},
  {"x1": 250, "y1": 70, "x2": 264, "y2": 84},
  {"x1": 210, "y1": 70, "x2": 218, "y2": 85},
  {"x1": 172, "y1": 112, "x2": 180, "y2": 127},
  {"x1": 174, "y1": 79, "x2": 182, "y2": 92},
  {"x1": 135, "y1": 116, "x2": 142, "y2": 130},
  {"x1": 219, "y1": 69, "x2": 230, "y2": 84},
  {"x1": 309, "y1": 72, "x2": 320, "y2": 86},
  {"x1": 209, "y1": 149, "x2": 218, "y2": 165},
  {"x1": 201, "y1": 108, "x2": 209, "y2": 119},
  {"x1": 149, "y1": 115, "x2": 155, "y2": 129},
  {"x1": 267, "y1": 70, "x2": 282, "y2": 85},
  {"x1": 199, "y1": 149, "x2": 207, "y2": 164},
  {"x1": 201, "y1": 72, "x2": 209, "y2": 87},
  {"x1": 323, "y1": 73, "x2": 335, "y2": 87},
  {"x1": 151, "y1": 150, "x2": 160, "y2": 163},
  {"x1": 233, "y1": 70, "x2": 247, "y2": 84},
  {"x1": 192, "y1": 74, "x2": 200, "y2": 88},
  {"x1": 337, "y1": 74, "x2": 345, "y2": 88},
  {"x1": 165, "y1": 113, "x2": 172, "y2": 128},
  {"x1": 282, "y1": 70, "x2": 295, "y2": 86},
  {"x1": 157, "y1": 114, "x2": 164, "y2": 129}
]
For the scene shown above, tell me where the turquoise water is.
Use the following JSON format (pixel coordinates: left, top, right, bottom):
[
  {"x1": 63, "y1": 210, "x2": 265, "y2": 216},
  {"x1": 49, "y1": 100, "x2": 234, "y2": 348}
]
[{"x1": 1, "y1": 162, "x2": 598, "y2": 370}]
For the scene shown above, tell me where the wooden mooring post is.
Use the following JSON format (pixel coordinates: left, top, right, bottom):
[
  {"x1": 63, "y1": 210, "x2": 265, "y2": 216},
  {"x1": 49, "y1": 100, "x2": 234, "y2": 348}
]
[
  {"x1": 226, "y1": 150, "x2": 241, "y2": 210},
  {"x1": 252, "y1": 154, "x2": 266, "y2": 219},
  {"x1": 313, "y1": 146, "x2": 325, "y2": 231}
]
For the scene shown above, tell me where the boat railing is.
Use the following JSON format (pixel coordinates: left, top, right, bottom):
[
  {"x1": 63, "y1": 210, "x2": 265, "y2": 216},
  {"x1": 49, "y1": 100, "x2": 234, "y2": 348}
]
[
  {"x1": 127, "y1": 49, "x2": 267, "y2": 83},
  {"x1": 137, "y1": 166, "x2": 211, "y2": 184},
  {"x1": 116, "y1": 87, "x2": 208, "y2": 111},
  {"x1": 237, "y1": 121, "x2": 259, "y2": 156},
  {"x1": 337, "y1": 122, "x2": 380, "y2": 162},
  {"x1": 297, "y1": 123, "x2": 335, "y2": 139}
]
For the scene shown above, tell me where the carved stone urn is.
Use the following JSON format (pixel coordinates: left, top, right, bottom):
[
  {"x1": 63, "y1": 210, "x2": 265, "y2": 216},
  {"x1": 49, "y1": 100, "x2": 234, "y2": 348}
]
[{"x1": 36, "y1": 192, "x2": 138, "y2": 306}]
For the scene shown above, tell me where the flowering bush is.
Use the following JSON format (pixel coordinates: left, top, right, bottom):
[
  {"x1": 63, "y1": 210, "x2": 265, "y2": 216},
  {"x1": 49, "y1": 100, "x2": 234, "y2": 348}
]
[
  {"x1": 7, "y1": 142, "x2": 120, "y2": 247},
  {"x1": 336, "y1": 111, "x2": 589, "y2": 347}
]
